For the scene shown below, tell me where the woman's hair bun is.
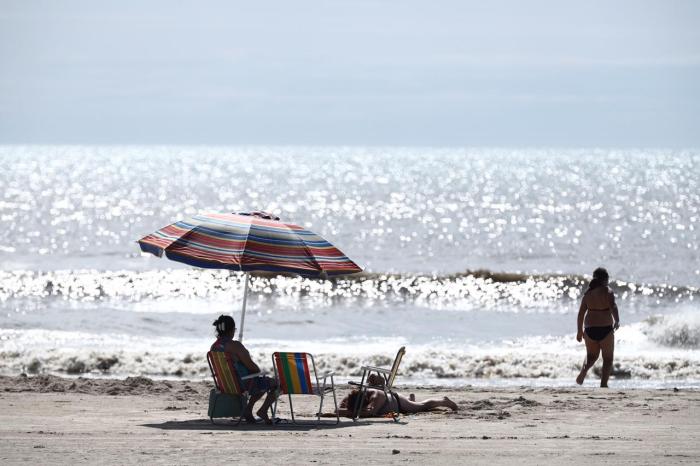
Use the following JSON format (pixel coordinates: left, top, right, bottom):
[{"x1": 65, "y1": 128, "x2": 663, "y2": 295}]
[
  {"x1": 586, "y1": 267, "x2": 610, "y2": 293},
  {"x1": 212, "y1": 315, "x2": 235, "y2": 335}
]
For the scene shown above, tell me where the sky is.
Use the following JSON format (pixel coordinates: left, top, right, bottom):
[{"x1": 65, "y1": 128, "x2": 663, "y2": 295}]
[{"x1": 0, "y1": 0, "x2": 698, "y2": 146}]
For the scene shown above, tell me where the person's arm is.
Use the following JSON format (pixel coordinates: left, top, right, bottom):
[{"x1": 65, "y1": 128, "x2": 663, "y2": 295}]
[
  {"x1": 362, "y1": 391, "x2": 382, "y2": 416},
  {"x1": 576, "y1": 297, "x2": 586, "y2": 342},
  {"x1": 609, "y1": 289, "x2": 620, "y2": 330},
  {"x1": 228, "y1": 341, "x2": 261, "y2": 373}
]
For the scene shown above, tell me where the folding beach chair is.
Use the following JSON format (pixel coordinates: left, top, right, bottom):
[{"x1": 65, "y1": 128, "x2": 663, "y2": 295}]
[
  {"x1": 349, "y1": 346, "x2": 405, "y2": 421},
  {"x1": 271, "y1": 352, "x2": 339, "y2": 425},
  {"x1": 206, "y1": 350, "x2": 262, "y2": 425}
]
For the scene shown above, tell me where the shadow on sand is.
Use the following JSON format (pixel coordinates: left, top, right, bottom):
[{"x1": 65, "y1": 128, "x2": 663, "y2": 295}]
[{"x1": 142, "y1": 417, "x2": 404, "y2": 431}]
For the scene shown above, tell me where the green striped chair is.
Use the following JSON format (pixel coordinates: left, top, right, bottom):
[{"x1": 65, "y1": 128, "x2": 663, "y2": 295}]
[
  {"x1": 207, "y1": 350, "x2": 261, "y2": 425},
  {"x1": 271, "y1": 352, "x2": 339, "y2": 425}
]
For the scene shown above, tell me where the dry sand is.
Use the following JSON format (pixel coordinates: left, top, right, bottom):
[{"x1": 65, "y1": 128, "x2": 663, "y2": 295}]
[{"x1": 0, "y1": 375, "x2": 698, "y2": 465}]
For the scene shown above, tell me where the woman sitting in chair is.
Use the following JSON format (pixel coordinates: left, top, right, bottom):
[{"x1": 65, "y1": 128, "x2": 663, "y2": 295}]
[
  {"x1": 337, "y1": 375, "x2": 458, "y2": 417},
  {"x1": 211, "y1": 315, "x2": 278, "y2": 424}
]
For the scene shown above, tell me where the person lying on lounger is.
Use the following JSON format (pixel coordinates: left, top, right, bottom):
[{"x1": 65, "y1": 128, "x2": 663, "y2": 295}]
[{"x1": 337, "y1": 381, "x2": 458, "y2": 418}]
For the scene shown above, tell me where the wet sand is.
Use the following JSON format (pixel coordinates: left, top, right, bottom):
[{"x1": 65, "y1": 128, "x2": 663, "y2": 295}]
[{"x1": 0, "y1": 375, "x2": 698, "y2": 465}]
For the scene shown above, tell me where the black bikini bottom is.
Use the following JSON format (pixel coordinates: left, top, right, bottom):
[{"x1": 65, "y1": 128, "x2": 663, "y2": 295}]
[
  {"x1": 585, "y1": 326, "x2": 614, "y2": 341},
  {"x1": 393, "y1": 392, "x2": 403, "y2": 414},
  {"x1": 379, "y1": 392, "x2": 402, "y2": 415}
]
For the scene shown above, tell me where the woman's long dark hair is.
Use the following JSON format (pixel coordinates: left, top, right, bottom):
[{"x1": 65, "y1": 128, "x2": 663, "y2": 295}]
[
  {"x1": 344, "y1": 389, "x2": 369, "y2": 412},
  {"x1": 586, "y1": 267, "x2": 609, "y2": 293},
  {"x1": 212, "y1": 315, "x2": 235, "y2": 338}
]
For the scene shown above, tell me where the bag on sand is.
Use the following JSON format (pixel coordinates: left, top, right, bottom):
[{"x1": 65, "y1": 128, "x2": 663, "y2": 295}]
[{"x1": 208, "y1": 389, "x2": 245, "y2": 419}]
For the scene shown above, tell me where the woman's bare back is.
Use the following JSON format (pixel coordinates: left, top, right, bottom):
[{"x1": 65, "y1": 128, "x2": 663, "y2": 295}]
[{"x1": 583, "y1": 286, "x2": 615, "y2": 327}]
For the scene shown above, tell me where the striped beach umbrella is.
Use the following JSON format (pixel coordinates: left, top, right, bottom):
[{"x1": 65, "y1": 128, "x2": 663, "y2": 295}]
[{"x1": 137, "y1": 211, "x2": 362, "y2": 340}]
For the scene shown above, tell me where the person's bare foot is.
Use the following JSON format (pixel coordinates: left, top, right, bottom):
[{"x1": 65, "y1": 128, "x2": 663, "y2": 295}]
[
  {"x1": 256, "y1": 408, "x2": 272, "y2": 425},
  {"x1": 244, "y1": 411, "x2": 257, "y2": 424},
  {"x1": 576, "y1": 370, "x2": 586, "y2": 385},
  {"x1": 409, "y1": 394, "x2": 415, "y2": 401},
  {"x1": 443, "y1": 397, "x2": 458, "y2": 411}
]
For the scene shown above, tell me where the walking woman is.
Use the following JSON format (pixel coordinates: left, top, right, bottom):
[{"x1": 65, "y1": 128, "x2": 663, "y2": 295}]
[{"x1": 576, "y1": 267, "x2": 620, "y2": 387}]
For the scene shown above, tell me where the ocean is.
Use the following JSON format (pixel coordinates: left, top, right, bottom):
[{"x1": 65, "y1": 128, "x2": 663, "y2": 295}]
[{"x1": 1, "y1": 146, "x2": 698, "y2": 388}]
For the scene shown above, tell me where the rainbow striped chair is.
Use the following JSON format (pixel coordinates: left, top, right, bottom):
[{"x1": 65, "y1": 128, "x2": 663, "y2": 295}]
[
  {"x1": 206, "y1": 350, "x2": 262, "y2": 425},
  {"x1": 272, "y1": 352, "x2": 339, "y2": 425}
]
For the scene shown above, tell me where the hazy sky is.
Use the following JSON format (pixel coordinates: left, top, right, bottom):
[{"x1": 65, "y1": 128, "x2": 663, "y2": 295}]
[{"x1": 1, "y1": 1, "x2": 698, "y2": 146}]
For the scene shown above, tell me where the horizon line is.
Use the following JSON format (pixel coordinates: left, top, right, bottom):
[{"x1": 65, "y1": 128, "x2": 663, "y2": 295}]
[{"x1": 1, "y1": 143, "x2": 698, "y2": 151}]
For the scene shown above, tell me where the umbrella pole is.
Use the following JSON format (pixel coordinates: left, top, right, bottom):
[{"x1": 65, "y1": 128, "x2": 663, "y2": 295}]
[{"x1": 238, "y1": 272, "x2": 249, "y2": 342}]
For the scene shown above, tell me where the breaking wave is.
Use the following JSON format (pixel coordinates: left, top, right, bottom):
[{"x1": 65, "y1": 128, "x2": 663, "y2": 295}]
[
  {"x1": 2, "y1": 324, "x2": 699, "y2": 382},
  {"x1": 642, "y1": 313, "x2": 700, "y2": 348},
  {"x1": 2, "y1": 343, "x2": 697, "y2": 381}
]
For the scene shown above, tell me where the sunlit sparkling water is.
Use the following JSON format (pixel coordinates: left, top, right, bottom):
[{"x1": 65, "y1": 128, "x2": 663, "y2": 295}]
[{"x1": 1, "y1": 146, "x2": 699, "y2": 386}]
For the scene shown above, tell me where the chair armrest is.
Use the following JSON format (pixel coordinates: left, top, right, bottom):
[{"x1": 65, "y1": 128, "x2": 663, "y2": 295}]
[
  {"x1": 360, "y1": 365, "x2": 391, "y2": 374},
  {"x1": 240, "y1": 372, "x2": 262, "y2": 381},
  {"x1": 320, "y1": 371, "x2": 335, "y2": 379},
  {"x1": 348, "y1": 380, "x2": 385, "y2": 388}
]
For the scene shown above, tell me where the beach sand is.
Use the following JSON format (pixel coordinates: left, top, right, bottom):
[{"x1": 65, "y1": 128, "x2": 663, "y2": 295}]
[{"x1": 0, "y1": 375, "x2": 698, "y2": 465}]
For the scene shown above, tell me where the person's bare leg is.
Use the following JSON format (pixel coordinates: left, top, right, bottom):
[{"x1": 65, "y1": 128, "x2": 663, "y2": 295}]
[
  {"x1": 599, "y1": 331, "x2": 615, "y2": 388},
  {"x1": 256, "y1": 390, "x2": 277, "y2": 424},
  {"x1": 245, "y1": 392, "x2": 264, "y2": 423},
  {"x1": 396, "y1": 394, "x2": 458, "y2": 413},
  {"x1": 576, "y1": 336, "x2": 600, "y2": 385}
]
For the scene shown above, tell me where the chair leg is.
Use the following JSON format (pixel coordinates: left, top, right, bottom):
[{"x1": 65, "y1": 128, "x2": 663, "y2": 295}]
[
  {"x1": 271, "y1": 387, "x2": 280, "y2": 421},
  {"x1": 318, "y1": 390, "x2": 325, "y2": 416},
  {"x1": 331, "y1": 384, "x2": 339, "y2": 425},
  {"x1": 352, "y1": 371, "x2": 368, "y2": 421},
  {"x1": 210, "y1": 393, "x2": 219, "y2": 425},
  {"x1": 288, "y1": 393, "x2": 296, "y2": 424},
  {"x1": 235, "y1": 394, "x2": 248, "y2": 426},
  {"x1": 316, "y1": 393, "x2": 325, "y2": 425},
  {"x1": 354, "y1": 386, "x2": 369, "y2": 421}
]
